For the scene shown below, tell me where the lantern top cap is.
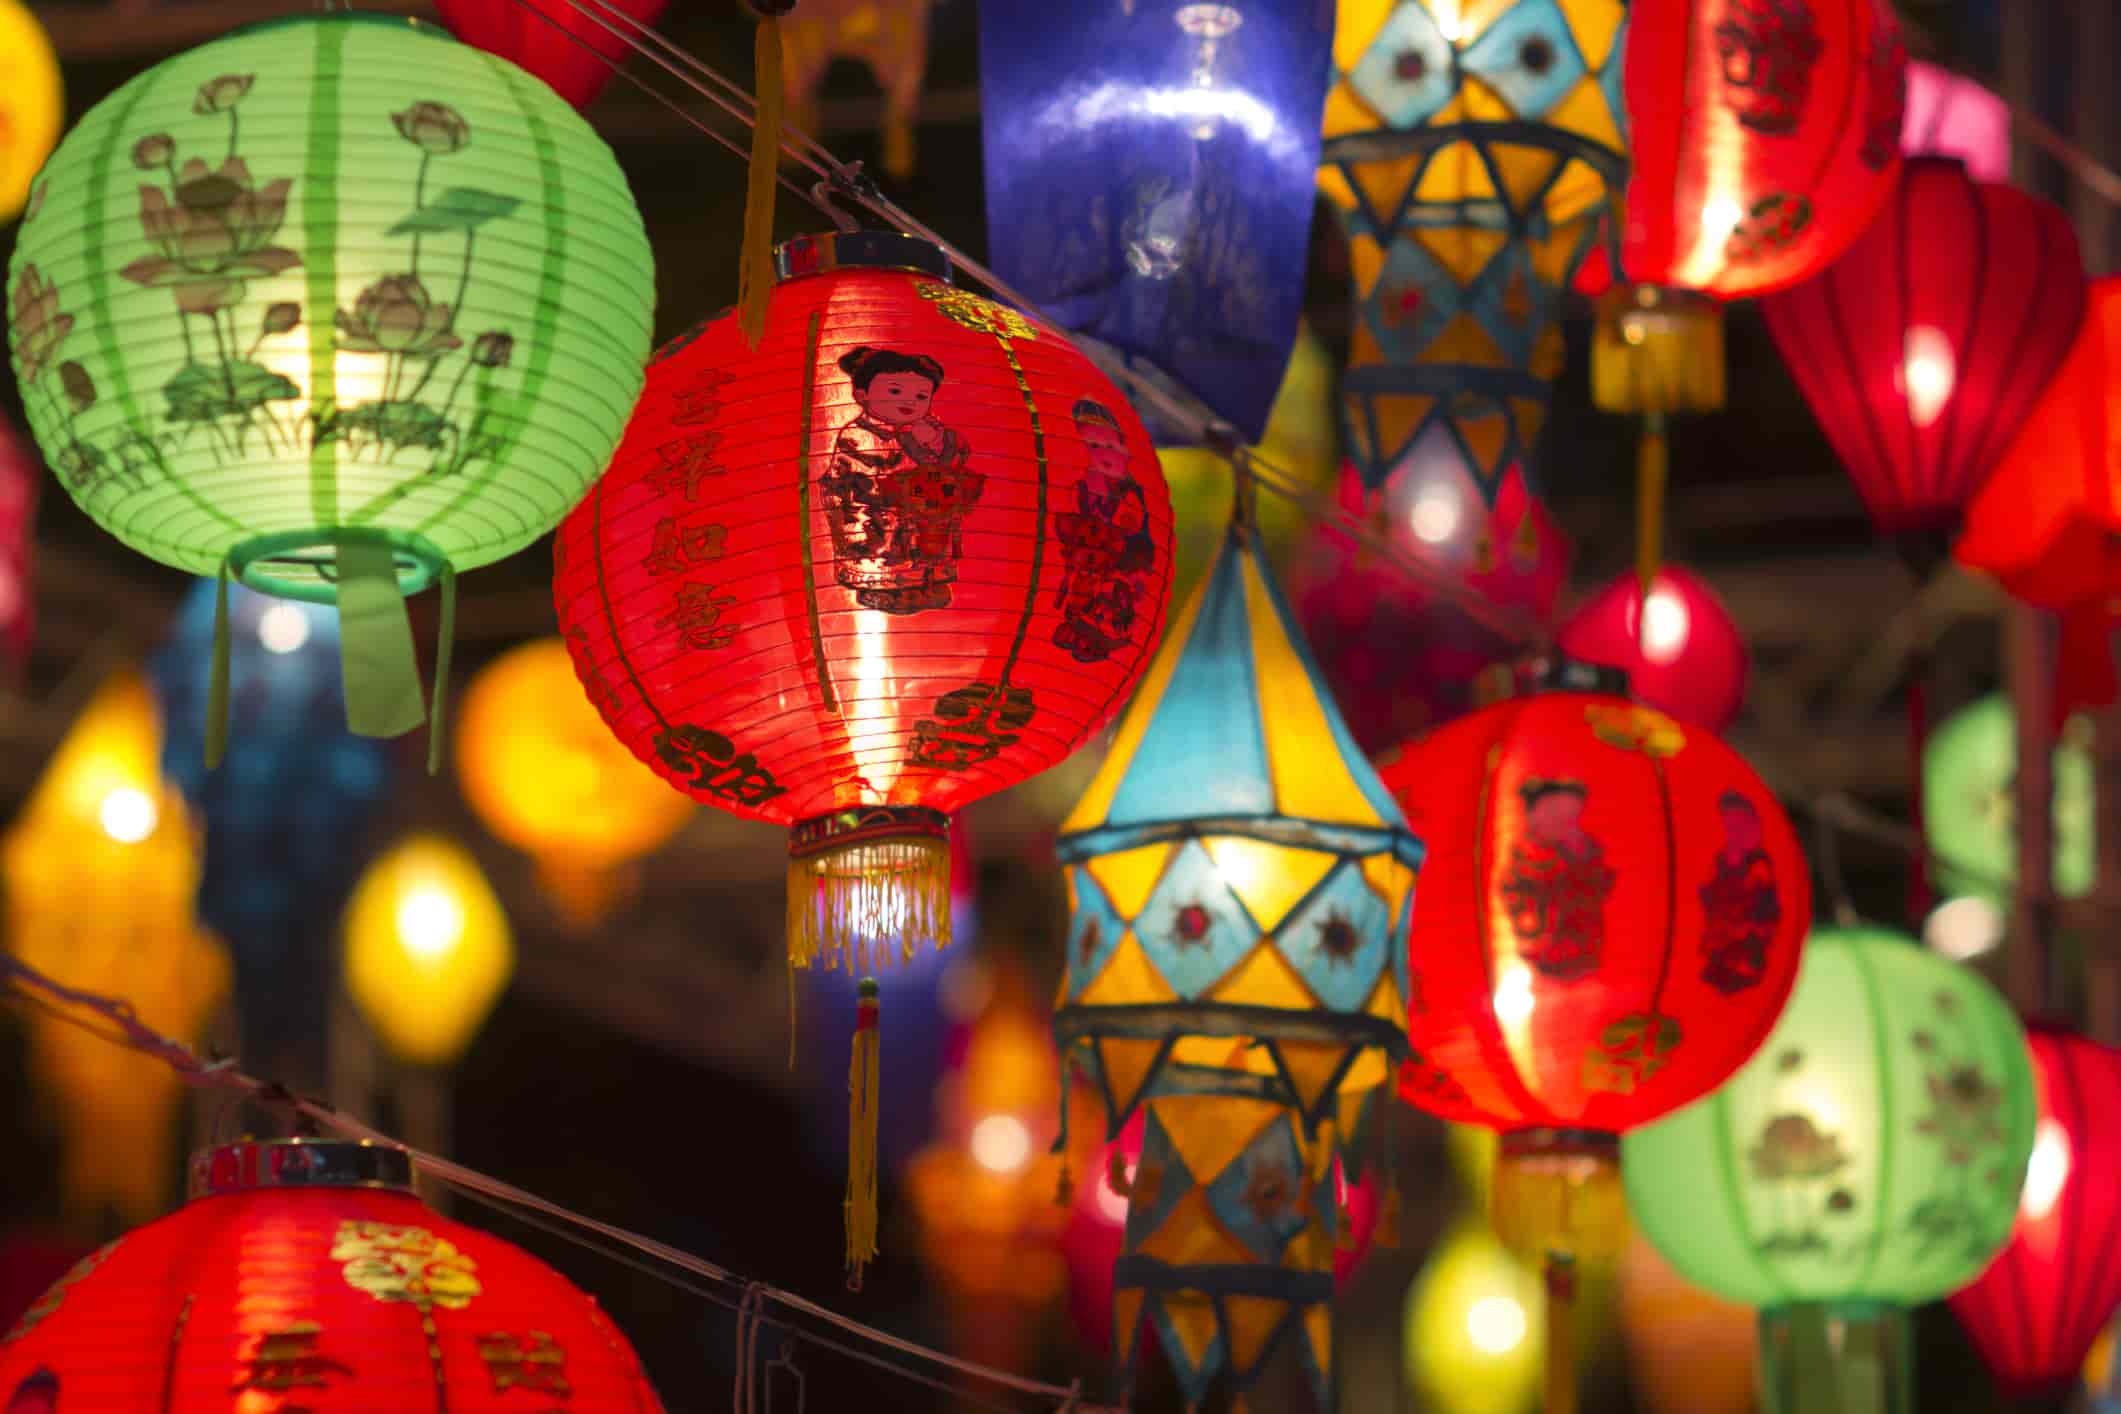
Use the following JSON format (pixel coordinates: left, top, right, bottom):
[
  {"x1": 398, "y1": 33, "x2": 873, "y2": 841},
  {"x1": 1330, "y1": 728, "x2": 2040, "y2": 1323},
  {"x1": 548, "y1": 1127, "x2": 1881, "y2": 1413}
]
[
  {"x1": 1479, "y1": 653, "x2": 1629, "y2": 705},
  {"x1": 188, "y1": 1137, "x2": 416, "y2": 1200},
  {"x1": 774, "y1": 230, "x2": 952, "y2": 285}
]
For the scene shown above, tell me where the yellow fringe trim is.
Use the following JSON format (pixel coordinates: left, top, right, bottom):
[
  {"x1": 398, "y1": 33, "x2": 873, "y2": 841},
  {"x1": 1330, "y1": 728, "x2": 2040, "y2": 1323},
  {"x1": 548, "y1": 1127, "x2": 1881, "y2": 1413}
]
[{"x1": 787, "y1": 834, "x2": 952, "y2": 975}]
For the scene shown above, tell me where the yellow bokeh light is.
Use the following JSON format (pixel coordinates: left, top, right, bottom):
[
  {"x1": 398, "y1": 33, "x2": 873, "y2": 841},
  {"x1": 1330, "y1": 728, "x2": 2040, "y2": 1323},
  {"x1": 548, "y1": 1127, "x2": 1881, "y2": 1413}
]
[
  {"x1": 343, "y1": 833, "x2": 512, "y2": 1067},
  {"x1": 0, "y1": 0, "x2": 62, "y2": 223}
]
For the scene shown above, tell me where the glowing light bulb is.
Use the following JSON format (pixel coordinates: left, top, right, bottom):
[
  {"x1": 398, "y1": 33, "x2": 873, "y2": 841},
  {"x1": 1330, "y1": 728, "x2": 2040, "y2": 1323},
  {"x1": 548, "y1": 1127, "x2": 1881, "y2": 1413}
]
[
  {"x1": 396, "y1": 885, "x2": 466, "y2": 961},
  {"x1": 256, "y1": 602, "x2": 311, "y2": 654},
  {"x1": 1924, "y1": 895, "x2": 2004, "y2": 961},
  {"x1": 2021, "y1": 1116, "x2": 2071, "y2": 1221},
  {"x1": 1435, "y1": 3, "x2": 1464, "y2": 41},
  {"x1": 1411, "y1": 491, "x2": 1460, "y2": 545},
  {"x1": 1494, "y1": 967, "x2": 1534, "y2": 1027},
  {"x1": 1702, "y1": 196, "x2": 1744, "y2": 237},
  {"x1": 1638, "y1": 586, "x2": 1691, "y2": 664},
  {"x1": 1466, "y1": 1295, "x2": 1527, "y2": 1355},
  {"x1": 969, "y1": 1114, "x2": 1034, "y2": 1174},
  {"x1": 1900, "y1": 324, "x2": 1957, "y2": 428},
  {"x1": 98, "y1": 786, "x2": 157, "y2": 843},
  {"x1": 1095, "y1": 1158, "x2": 1133, "y2": 1224}
]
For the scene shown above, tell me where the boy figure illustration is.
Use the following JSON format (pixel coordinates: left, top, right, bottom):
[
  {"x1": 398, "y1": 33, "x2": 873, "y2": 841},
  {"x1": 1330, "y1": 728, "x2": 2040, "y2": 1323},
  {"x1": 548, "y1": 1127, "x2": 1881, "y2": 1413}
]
[
  {"x1": 1500, "y1": 778, "x2": 1616, "y2": 982},
  {"x1": 820, "y1": 345, "x2": 983, "y2": 615},
  {"x1": 1698, "y1": 790, "x2": 1781, "y2": 993},
  {"x1": 1053, "y1": 399, "x2": 1155, "y2": 663}
]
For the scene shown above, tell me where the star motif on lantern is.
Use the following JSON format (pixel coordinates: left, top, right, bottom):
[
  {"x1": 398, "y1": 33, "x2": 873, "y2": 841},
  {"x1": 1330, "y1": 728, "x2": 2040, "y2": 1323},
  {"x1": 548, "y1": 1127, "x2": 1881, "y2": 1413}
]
[
  {"x1": 1316, "y1": 911, "x2": 1361, "y2": 966},
  {"x1": 1170, "y1": 902, "x2": 1214, "y2": 949}
]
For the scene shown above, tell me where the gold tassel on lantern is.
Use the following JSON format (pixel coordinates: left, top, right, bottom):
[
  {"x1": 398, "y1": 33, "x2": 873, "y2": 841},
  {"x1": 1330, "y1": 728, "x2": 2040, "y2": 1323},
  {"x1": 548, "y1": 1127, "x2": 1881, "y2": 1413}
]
[
  {"x1": 846, "y1": 978, "x2": 881, "y2": 1288},
  {"x1": 738, "y1": 0, "x2": 791, "y2": 348},
  {"x1": 1492, "y1": 1130, "x2": 1629, "y2": 1414}
]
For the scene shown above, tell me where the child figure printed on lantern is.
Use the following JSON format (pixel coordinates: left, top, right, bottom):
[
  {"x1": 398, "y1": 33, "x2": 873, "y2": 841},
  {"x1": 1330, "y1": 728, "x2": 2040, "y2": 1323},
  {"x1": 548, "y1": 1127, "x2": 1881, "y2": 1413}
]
[
  {"x1": 1052, "y1": 398, "x2": 1155, "y2": 664},
  {"x1": 1698, "y1": 791, "x2": 1782, "y2": 994},
  {"x1": 820, "y1": 346, "x2": 983, "y2": 615},
  {"x1": 1500, "y1": 779, "x2": 1616, "y2": 982}
]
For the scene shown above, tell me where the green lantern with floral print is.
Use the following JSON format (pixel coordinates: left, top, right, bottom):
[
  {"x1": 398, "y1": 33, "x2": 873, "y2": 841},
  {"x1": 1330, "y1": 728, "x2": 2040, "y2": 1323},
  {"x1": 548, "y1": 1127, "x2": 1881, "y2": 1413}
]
[
  {"x1": 5, "y1": 13, "x2": 653, "y2": 764},
  {"x1": 1622, "y1": 927, "x2": 2035, "y2": 1414}
]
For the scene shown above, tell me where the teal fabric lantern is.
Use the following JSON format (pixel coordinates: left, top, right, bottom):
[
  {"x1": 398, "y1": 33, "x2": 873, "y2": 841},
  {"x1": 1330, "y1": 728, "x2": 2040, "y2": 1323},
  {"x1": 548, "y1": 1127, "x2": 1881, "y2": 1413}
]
[
  {"x1": 5, "y1": 13, "x2": 653, "y2": 761},
  {"x1": 1623, "y1": 927, "x2": 2036, "y2": 1414}
]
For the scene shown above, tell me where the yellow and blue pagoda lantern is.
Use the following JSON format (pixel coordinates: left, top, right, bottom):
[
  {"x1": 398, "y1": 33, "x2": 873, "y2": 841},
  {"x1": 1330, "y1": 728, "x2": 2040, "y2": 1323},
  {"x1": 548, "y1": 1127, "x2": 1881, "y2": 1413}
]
[{"x1": 1055, "y1": 482, "x2": 1420, "y2": 1412}]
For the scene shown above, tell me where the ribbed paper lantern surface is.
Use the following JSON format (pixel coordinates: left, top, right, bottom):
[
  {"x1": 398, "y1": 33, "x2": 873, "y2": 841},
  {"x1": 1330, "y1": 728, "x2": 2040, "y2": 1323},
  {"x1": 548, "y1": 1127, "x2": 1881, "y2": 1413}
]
[
  {"x1": 1624, "y1": 928, "x2": 2033, "y2": 1414},
  {"x1": 1558, "y1": 566, "x2": 1748, "y2": 731},
  {"x1": 342, "y1": 834, "x2": 512, "y2": 1067},
  {"x1": 5, "y1": 14, "x2": 653, "y2": 745},
  {"x1": 1762, "y1": 157, "x2": 2085, "y2": 551},
  {"x1": 1597, "y1": 0, "x2": 1905, "y2": 419},
  {"x1": 435, "y1": 0, "x2": 670, "y2": 111},
  {"x1": 1957, "y1": 279, "x2": 2121, "y2": 716},
  {"x1": 554, "y1": 231, "x2": 1174, "y2": 972},
  {"x1": 1382, "y1": 669, "x2": 1808, "y2": 1139},
  {"x1": 0, "y1": 1140, "x2": 665, "y2": 1410},
  {"x1": 1922, "y1": 694, "x2": 2093, "y2": 905},
  {"x1": 456, "y1": 636, "x2": 693, "y2": 925},
  {"x1": 1949, "y1": 1027, "x2": 2121, "y2": 1402}
]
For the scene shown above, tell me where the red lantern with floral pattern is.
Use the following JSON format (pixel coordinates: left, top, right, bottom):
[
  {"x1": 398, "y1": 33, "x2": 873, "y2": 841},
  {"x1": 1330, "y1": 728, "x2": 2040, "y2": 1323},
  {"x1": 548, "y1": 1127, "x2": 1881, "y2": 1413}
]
[
  {"x1": 555, "y1": 230, "x2": 1173, "y2": 1282},
  {"x1": 0, "y1": 1139, "x2": 663, "y2": 1411}
]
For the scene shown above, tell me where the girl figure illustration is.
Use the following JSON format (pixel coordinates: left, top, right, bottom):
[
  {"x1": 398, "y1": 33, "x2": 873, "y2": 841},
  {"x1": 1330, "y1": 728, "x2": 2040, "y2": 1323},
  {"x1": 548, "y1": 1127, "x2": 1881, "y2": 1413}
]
[
  {"x1": 819, "y1": 345, "x2": 983, "y2": 614},
  {"x1": 1697, "y1": 790, "x2": 1781, "y2": 993},
  {"x1": 1053, "y1": 399, "x2": 1155, "y2": 663},
  {"x1": 1500, "y1": 778, "x2": 1616, "y2": 982}
]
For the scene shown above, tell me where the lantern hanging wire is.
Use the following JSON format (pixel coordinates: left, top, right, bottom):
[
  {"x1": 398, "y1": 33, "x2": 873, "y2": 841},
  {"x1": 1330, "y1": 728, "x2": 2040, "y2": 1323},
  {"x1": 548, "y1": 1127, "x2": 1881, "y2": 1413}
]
[{"x1": 517, "y1": 0, "x2": 1549, "y2": 645}]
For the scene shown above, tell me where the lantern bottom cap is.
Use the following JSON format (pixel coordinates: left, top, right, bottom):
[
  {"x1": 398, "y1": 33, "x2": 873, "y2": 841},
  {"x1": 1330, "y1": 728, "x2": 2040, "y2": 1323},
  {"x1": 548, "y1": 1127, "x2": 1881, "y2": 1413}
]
[
  {"x1": 787, "y1": 807, "x2": 952, "y2": 976},
  {"x1": 229, "y1": 526, "x2": 449, "y2": 606},
  {"x1": 1592, "y1": 281, "x2": 1727, "y2": 416}
]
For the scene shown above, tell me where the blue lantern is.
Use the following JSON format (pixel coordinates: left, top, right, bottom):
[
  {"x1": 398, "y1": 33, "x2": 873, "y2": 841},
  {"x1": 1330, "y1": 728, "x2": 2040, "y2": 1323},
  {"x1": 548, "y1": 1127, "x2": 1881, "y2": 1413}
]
[
  {"x1": 150, "y1": 579, "x2": 391, "y2": 1090},
  {"x1": 977, "y1": 0, "x2": 1334, "y2": 444}
]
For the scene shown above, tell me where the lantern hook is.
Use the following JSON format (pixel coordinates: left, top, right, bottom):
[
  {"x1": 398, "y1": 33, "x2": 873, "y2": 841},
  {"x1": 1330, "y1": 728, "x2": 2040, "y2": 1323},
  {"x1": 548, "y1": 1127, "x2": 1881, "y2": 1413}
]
[{"x1": 811, "y1": 164, "x2": 874, "y2": 235}]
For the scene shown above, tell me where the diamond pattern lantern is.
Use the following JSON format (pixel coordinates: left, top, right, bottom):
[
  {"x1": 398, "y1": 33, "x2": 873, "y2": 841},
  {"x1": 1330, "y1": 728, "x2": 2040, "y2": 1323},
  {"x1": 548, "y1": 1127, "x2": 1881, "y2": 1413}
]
[
  {"x1": 5, "y1": 14, "x2": 655, "y2": 762},
  {"x1": 1320, "y1": 0, "x2": 1628, "y2": 546},
  {"x1": 1056, "y1": 492, "x2": 1419, "y2": 1412}
]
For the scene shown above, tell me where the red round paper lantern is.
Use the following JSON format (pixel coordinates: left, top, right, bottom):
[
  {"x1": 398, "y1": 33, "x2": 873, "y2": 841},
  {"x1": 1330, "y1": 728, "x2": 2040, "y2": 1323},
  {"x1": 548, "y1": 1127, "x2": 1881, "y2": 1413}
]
[
  {"x1": 434, "y1": 0, "x2": 670, "y2": 112},
  {"x1": 1619, "y1": 0, "x2": 1905, "y2": 305},
  {"x1": 1763, "y1": 156, "x2": 2086, "y2": 553},
  {"x1": 1381, "y1": 662, "x2": 1808, "y2": 1142},
  {"x1": 0, "y1": 1139, "x2": 663, "y2": 1410},
  {"x1": 1949, "y1": 1026, "x2": 2121, "y2": 1402},
  {"x1": 1956, "y1": 278, "x2": 2121, "y2": 714},
  {"x1": 554, "y1": 231, "x2": 1174, "y2": 967},
  {"x1": 1558, "y1": 566, "x2": 1747, "y2": 732}
]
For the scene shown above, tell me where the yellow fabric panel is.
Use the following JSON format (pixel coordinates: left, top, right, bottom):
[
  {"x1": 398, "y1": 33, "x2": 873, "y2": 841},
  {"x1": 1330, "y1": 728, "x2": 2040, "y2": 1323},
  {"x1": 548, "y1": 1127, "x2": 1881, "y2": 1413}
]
[
  {"x1": 1153, "y1": 1093, "x2": 1283, "y2": 1185},
  {"x1": 1316, "y1": 149, "x2": 1359, "y2": 210},
  {"x1": 1425, "y1": 311, "x2": 1511, "y2": 367},
  {"x1": 1462, "y1": 0, "x2": 1523, "y2": 39},
  {"x1": 1173, "y1": 1032, "x2": 1263, "y2": 1072},
  {"x1": 1160, "y1": 1289, "x2": 1227, "y2": 1372},
  {"x1": 1321, "y1": 81, "x2": 1381, "y2": 147},
  {"x1": 1418, "y1": 132, "x2": 1498, "y2": 204},
  {"x1": 1304, "y1": 1303, "x2": 1335, "y2": 1381},
  {"x1": 1349, "y1": 232, "x2": 1389, "y2": 304},
  {"x1": 1084, "y1": 841, "x2": 1177, "y2": 922},
  {"x1": 1458, "y1": 75, "x2": 1514, "y2": 123},
  {"x1": 1550, "y1": 76, "x2": 1625, "y2": 158},
  {"x1": 1206, "y1": 837, "x2": 1341, "y2": 933},
  {"x1": 1359, "y1": 853, "x2": 1413, "y2": 923},
  {"x1": 1211, "y1": 934, "x2": 1324, "y2": 1014},
  {"x1": 1139, "y1": 1188, "x2": 1254, "y2": 1272},
  {"x1": 1491, "y1": 144, "x2": 1566, "y2": 221},
  {"x1": 1114, "y1": 1287, "x2": 1146, "y2": 1359},
  {"x1": 1331, "y1": 0, "x2": 1397, "y2": 73},
  {"x1": 1368, "y1": 393, "x2": 1434, "y2": 468},
  {"x1": 1244, "y1": 556, "x2": 1395, "y2": 828},
  {"x1": 1349, "y1": 318, "x2": 1386, "y2": 370},
  {"x1": 1457, "y1": 408, "x2": 1511, "y2": 478},
  {"x1": 1530, "y1": 209, "x2": 1599, "y2": 287},
  {"x1": 1414, "y1": 223, "x2": 1511, "y2": 288},
  {"x1": 1096, "y1": 1036, "x2": 1168, "y2": 1119},
  {"x1": 1278, "y1": 1038, "x2": 1356, "y2": 1121},
  {"x1": 1079, "y1": 931, "x2": 1179, "y2": 1007},
  {"x1": 1567, "y1": 0, "x2": 1629, "y2": 70},
  {"x1": 1062, "y1": 558, "x2": 1216, "y2": 833},
  {"x1": 1351, "y1": 153, "x2": 1425, "y2": 231},
  {"x1": 1225, "y1": 1294, "x2": 1292, "y2": 1379}
]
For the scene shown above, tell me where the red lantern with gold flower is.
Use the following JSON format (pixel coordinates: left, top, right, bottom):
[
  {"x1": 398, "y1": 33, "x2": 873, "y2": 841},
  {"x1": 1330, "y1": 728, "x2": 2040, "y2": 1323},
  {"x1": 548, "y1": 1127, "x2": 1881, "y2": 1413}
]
[
  {"x1": 554, "y1": 230, "x2": 1174, "y2": 1281},
  {"x1": 0, "y1": 1139, "x2": 663, "y2": 1411},
  {"x1": 1596, "y1": 0, "x2": 1905, "y2": 592},
  {"x1": 1379, "y1": 659, "x2": 1807, "y2": 1408}
]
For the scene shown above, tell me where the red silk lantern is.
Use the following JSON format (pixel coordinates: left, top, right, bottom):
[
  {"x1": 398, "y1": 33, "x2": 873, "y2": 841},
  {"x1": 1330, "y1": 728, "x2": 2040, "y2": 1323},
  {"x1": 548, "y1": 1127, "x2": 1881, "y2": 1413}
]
[
  {"x1": 1597, "y1": 0, "x2": 1905, "y2": 599},
  {"x1": 1957, "y1": 278, "x2": 2121, "y2": 717},
  {"x1": 433, "y1": 0, "x2": 670, "y2": 112},
  {"x1": 1949, "y1": 1027, "x2": 2121, "y2": 1402},
  {"x1": 1558, "y1": 566, "x2": 1747, "y2": 732},
  {"x1": 555, "y1": 230, "x2": 1173, "y2": 1280},
  {"x1": 1763, "y1": 156, "x2": 2086, "y2": 556},
  {"x1": 0, "y1": 1139, "x2": 663, "y2": 1410}
]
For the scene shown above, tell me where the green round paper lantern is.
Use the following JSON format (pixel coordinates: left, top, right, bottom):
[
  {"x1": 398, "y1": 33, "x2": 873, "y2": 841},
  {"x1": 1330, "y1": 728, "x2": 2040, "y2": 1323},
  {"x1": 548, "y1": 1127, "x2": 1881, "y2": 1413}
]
[
  {"x1": 1623, "y1": 927, "x2": 2034, "y2": 1413},
  {"x1": 1923, "y1": 694, "x2": 2093, "y2": 902},
  {"x1": 5, "y1": 13, "x2": 652, "y2": 749}
]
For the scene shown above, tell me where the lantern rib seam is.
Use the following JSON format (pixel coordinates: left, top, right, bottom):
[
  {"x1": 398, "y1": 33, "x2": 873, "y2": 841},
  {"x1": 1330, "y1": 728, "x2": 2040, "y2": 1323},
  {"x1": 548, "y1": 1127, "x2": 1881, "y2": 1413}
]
[
  {"x1": 1468, "y1": 727, "x2": 1546, "y2": 1124},
  {"x1": 1845, "y1": 936, "x2": 1895, "y2": 1297},
  {"x1": 1934, "y1": 169, "x2": 1987, "y2": 515},
  {"x1": 1647, "y1": 754, "x2": 1675, "y2": 1011},
  {"x1": 303, "y1": 19, "x2": 344, "y2": 529},
  {"x1": 794, "y1": 306, "x2": 838, "y2": 714},
  {"x1": 589, "y1": 472, "x2": 670, "y2": 736}
]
